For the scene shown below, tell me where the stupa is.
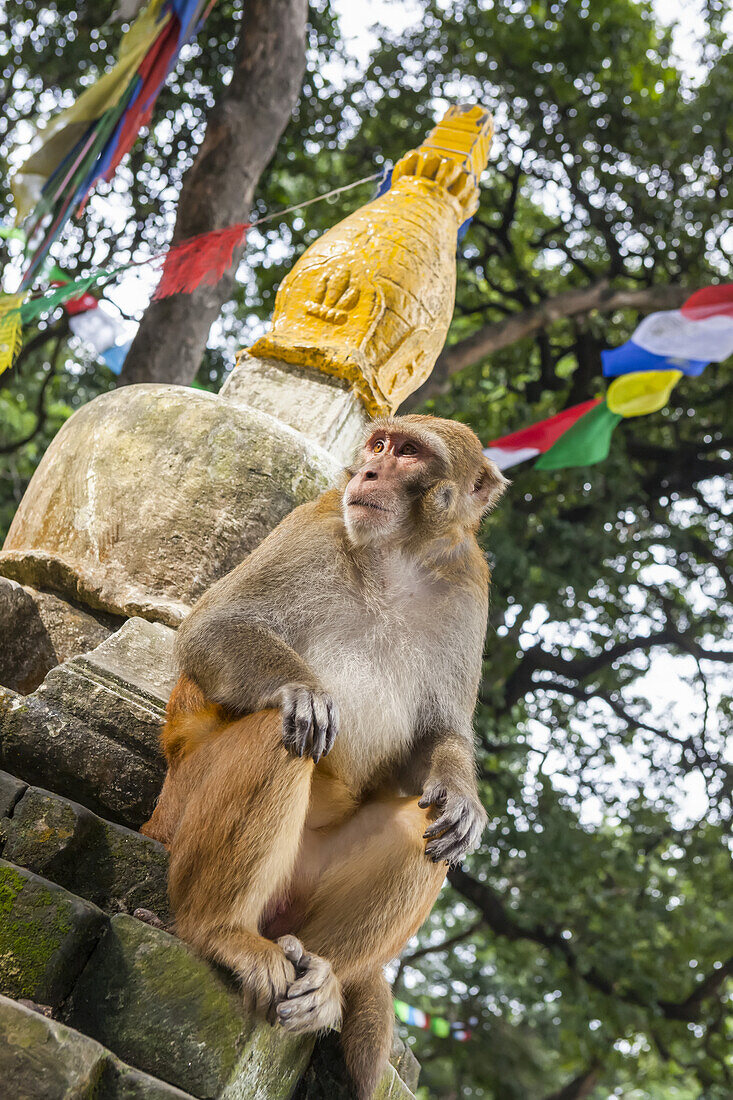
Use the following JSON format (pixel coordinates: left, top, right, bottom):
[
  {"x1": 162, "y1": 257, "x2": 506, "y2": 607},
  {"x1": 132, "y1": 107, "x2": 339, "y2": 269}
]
[
  {"x1": 0, "y1": 104, "x2": 493, "y2": 627},
  {"x1": 0, "y1": 103, "x2": 493, "y2": 1100}
]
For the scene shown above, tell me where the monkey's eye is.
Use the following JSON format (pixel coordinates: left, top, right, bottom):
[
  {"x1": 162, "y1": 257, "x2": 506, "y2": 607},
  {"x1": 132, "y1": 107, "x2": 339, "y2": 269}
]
[
  {"x1": 400, "y1": 442, "x2": 418, "y2": 456},
  {"x1": 373, "y1": 439, "x2": 385, "y2": 453}
]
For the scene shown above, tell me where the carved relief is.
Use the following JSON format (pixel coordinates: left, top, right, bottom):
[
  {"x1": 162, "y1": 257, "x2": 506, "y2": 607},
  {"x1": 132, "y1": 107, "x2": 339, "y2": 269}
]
[{"x1": 246, "y1": 104, "x2": 494, "y2": 416}]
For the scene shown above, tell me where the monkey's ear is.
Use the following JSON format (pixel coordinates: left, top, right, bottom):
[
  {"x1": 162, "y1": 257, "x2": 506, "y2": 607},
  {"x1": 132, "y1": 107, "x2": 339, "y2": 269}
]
[{"x1": 473, "y1": 459, "x2": 509, "y2": 513}]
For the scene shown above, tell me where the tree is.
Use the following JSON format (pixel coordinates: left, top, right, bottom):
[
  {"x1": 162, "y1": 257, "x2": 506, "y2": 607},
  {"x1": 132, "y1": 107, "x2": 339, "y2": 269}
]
[
  {"x1": 117, "y1": 0, "x2": 308, "y2": 387},
  {"x1": 1, "y1": 1, "x2": 731, "y2": 1096}
]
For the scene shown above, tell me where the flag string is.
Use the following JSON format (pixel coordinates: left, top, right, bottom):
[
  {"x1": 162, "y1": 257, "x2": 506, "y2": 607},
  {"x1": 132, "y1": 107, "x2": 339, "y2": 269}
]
[{"x1": 4, "y1": 170, "x2": 382, "y2": 319}]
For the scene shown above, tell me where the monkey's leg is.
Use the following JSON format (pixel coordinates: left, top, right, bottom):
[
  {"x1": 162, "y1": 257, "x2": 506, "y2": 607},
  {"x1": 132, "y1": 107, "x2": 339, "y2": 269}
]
[
  {"x1": 168, "y1": 709, "x2": 315, "y2": 1011},
  {"x1": 278, "y1": 797, "x2": 446, "y2": 1098}
]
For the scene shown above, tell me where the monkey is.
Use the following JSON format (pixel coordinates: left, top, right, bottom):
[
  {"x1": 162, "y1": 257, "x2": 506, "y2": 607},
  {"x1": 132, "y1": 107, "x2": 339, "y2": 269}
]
[{"x1": 142, "y1": 413, "x2": 507, "y2": 1099}]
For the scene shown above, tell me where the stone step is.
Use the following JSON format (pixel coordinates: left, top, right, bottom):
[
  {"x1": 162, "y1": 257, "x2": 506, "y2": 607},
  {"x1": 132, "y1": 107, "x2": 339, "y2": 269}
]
[
  {"x1": 0, "y1": 857, "x2": 314, "y2": 1098},
  {"x1": 0, "y1": 994, "x2": 197, "y2": 1099},
  {"x1": 66, "y1": 913, "x2": 314, "y2": 1100},
  {"x1": 0, "y1": 772, "x2": 170, "y2": 921},
  {"x1": 0, "y1": 859, "x2": 106, "y2": 1008},
  {"x1": 0, "y1": 852, "x2": 417, "y2": 1099},
  {"x1": 0, "y1": 575, "x2": 123, "y2": 696},
  {"x1": 0, "y1": 617, "x2": 175, "y2": 828}
]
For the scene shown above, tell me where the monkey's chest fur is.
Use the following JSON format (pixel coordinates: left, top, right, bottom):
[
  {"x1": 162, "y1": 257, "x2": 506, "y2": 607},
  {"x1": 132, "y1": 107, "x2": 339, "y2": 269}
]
[{"x1": 295, "y1": 559, "x2": 446, "y2": 795}]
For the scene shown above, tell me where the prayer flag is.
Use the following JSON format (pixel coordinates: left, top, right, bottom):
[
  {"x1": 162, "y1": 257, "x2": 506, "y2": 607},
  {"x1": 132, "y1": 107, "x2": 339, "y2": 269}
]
[
  {"x1": 606, "y1": 368, "x2": 682, "y2": 418},
  {"x1": 101, "y1": 340, "x2": 133, "y2": 374},
  {"x1": 602, "y1": 283, "x2": 733, "y2": 380},
  {"x1": 534, "y1": 401, "x2": 622, "y2": 470},
  {"x1": 0, "y1": 294, "x2": 24, "y2": 377},
  {"x1": 483, "y1": 399, "x2": 601, "y2": 470},
  {"x1": 601, "y1": 342, "x2": 707, "y2": 379},
  {"x1": 69, "y1": 307, "x2": 126, "y2": 355},
  {"x1": 681, "y1": 283, "x2": 733, "y2": 321}
]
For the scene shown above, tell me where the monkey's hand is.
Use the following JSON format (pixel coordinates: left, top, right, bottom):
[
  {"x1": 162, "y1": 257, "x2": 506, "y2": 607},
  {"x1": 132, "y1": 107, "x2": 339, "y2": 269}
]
[
  {"x1": 419, "y1": 782, "x2": 487, "y2": 865},
  {"x1": 277, "y1": 684, "x2": 339, "y2": 764}
]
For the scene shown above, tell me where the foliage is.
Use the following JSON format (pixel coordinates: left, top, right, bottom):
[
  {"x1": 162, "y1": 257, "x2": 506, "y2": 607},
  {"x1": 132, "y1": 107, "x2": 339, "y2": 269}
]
[{"x1": 1, "y1": 1, "x2": 731, "y2": 1097}]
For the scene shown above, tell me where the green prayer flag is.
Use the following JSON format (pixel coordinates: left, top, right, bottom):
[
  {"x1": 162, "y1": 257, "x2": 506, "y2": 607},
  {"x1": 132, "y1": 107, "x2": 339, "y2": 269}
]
[
  {"x1": 431, "y1": 1017, "x2": 451, "y2": 1038},
  {"x1": 534, "y1": 400, "x2": 622, "y2": 470},
  {"x1": 18, "y1": 262, "x2": 137, "y2": 324},
  {"x1": 393, "y1": 999, "x2": 410, "y2": 1023}
]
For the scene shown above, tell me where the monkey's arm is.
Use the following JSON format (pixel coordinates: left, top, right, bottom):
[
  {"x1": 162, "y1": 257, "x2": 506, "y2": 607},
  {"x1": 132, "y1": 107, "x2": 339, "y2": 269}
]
[
  {"x1": 417, "y1": 729, "x2": 487, "y2": 865},
  {"x1": 176, "y1": 607, "x2": 338, "y2": 763}
]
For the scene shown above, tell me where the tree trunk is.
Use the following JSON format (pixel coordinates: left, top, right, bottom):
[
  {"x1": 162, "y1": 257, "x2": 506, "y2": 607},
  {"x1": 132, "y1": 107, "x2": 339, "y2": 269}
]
[{"x1": 117, "y1": 0, "x2": 308, "y2": 387}]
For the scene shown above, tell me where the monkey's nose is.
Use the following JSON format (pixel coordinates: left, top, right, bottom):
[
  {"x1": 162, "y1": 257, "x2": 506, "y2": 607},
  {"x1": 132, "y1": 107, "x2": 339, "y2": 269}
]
[{"x1": 363, "y1": 470, "x2": 378, "y2": 481}]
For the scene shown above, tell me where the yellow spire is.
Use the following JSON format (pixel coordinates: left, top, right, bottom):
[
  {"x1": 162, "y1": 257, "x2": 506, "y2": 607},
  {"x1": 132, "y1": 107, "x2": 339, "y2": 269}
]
[{"x1": 246, "y1": 104, "x2": 494, "y2": 416}]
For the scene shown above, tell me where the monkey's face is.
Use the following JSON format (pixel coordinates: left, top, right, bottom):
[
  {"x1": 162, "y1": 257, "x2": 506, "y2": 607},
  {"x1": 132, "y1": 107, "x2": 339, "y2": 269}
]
[
  {"x1": 343, "y1": 415, "x2": 508, "y2": 548},
  {"x1": 343, "y1": 427, "x2": 440, "y2": 545}
]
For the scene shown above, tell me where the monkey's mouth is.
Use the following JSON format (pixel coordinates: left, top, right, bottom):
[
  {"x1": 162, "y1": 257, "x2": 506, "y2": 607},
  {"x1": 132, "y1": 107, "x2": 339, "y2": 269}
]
[{"x1": 346, "y1": 497, "x2": 391, "y2": 514}]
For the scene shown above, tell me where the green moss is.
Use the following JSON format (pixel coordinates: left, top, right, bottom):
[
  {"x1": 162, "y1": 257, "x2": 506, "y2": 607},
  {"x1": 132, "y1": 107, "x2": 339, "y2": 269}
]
[{"x1": 0, "y1": 864, "x2": 76, "y2": 1001}]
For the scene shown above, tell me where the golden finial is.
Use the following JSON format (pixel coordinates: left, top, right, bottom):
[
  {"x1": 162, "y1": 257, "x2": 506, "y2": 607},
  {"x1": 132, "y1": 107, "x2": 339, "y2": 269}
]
[{"x1": 245, "y1": 104, "x2": 494, "y2": 415}]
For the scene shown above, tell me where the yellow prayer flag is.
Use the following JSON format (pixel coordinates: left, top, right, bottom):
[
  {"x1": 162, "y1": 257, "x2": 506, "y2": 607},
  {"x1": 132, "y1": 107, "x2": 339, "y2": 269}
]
[
  {"x1": 606, "y1": 369, "x2": 683, "y2": 418},
  {"x1": 0, "y1": 294, "x2": 25, "y2": 377}
]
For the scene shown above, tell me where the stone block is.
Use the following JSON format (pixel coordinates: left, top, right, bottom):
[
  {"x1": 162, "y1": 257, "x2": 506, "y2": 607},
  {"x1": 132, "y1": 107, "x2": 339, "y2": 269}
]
[
  {"x1": 0, "y1": 769, "x2": 26, "y2": 817},
  {"x1": 0, "y1": 619, "x2": 174, "y2": 828},
  {"x1": 0, "y1": 859, "x2": 105, "y2": 1006},
  {"x1": 0, "y1": 385, "x2": 340, "y2": 626},
  {"x1": 0, "y1": 576, "x2": 122, "y2": 695},
  {"x1": 389, "y1": 1032, "x2": 421, "y2": 1094},
  {"x1": 222, "y1": 353, "x2": 367, "y2": 467},
  {"x1": 293, "y1": 1031, "x2": 417, "y2": 1100},
  {"x1": 77, "y1": 615, "x2": 177, "y2": 706},
  {"x1": 3, "y1": 784, "x2": 169, "y2": 920},
  {"x1": 66, "y1": 913, "x2": 313, "y2": 1099},
  {"x1": 0, "y1": 994, "x2": 196, "y2": 1099}
]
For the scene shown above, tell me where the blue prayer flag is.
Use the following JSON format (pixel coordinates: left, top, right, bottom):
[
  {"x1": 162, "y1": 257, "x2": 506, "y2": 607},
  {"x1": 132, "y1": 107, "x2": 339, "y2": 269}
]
[{"x1": 601, "y1": 340, "x2": 708, "y2": 379}]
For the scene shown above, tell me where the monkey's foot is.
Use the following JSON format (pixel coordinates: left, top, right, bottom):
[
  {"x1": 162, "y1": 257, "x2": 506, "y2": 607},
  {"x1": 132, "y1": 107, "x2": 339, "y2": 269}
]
[
  {"x1": 275, "y1": 935, "x2": 343, "y2": 1034},
  {"x1": 238, "y1": 939, "x2": 297, "y2": 1016}
]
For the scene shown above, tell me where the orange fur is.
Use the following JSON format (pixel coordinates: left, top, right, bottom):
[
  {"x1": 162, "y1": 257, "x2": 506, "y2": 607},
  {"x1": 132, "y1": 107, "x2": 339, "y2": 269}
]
[
  {"x1": 143, "y1": 709, "x2": 445, "y2": 1097},
  {"x1": 141, "y1": 415, "x2": 503, "y2": 1097},
  {"x1": 159, "y1": 673, "x2": 229, "y2": 762}
]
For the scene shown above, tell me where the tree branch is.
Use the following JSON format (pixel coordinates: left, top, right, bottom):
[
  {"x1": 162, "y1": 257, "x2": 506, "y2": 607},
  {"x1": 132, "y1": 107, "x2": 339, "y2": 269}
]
[
  {"x1": 404, "y1": 281, "x2": 695, "y2": 409},
  {"x1": 542, "y1": 1065, "x2": 601, "y2": 1100},
  {"x1": 448, "y1": 867, "x2": 733, "y2": 1022}
]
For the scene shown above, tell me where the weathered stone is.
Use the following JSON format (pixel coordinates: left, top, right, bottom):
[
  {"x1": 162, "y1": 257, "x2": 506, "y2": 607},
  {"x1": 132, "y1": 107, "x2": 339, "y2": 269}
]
[
  {"x1": 0, "y1": 769, "x2": 26, "y2": 817},
  {"x1": 99, "y1": 1061, "x2": 199, "y2": 1100},
  {"x1": 3, "y1": 784, "x2": 169, "y2": 919},
  {"x1": 389, "y1": 1032, "x2": 421, "y2": 1094},
  {"x1": 220, "y1": 1017, "x2": 315, "y2": 1100},
  {"x1": 0, "y1": 576, "x2": 122, "y2": 695},
  {"x1": 77, "y1": 615, "x2": 177, "y2": 705},
  {"x1": 0, "y1": 577, "x2": 56, "y2": 694},
  {"x1": 372, "y1": 1064, "x2": 418, "y2": 1100},
  {"x1": 0, "y1": 994, "x2": 196, "y2": 1099},
  {"x1": 0, "y1": 859, "x2": 105, "y2": 1006},
  {"x1": 0, "y1": 619, "x2": 172, "y2": 827},
  {"x1": 0, "y1": 385, "x2": 341, "y2": 626},
  {"x1": 0, "y1": 684, "x2": 18, "y2": 717},
  {"x1": 294, "y1": 1031, "x2": 417, "y2": 1100},
  {"x1": 222, "y1": 352, "x2": 367, "y2": 467},
  {"x1": 66, "y1": 913, "x2": 314, "y2": 1098}
]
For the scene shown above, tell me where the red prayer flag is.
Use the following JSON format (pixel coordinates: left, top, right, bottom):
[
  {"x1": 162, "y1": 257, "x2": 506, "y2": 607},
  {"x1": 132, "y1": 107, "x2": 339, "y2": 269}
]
[
  {"x1": 152, "y1": 223, "x2": 250, "y2": 299},
  {"x1": 64, "y1": 291, "x2": 99, "y2": 315},
  {"x1": 680, "y1": 284, "x2": 733, "y2": 321},
  {"x1": 487, "y1": 399, "x2": 601, "y2": 450}
]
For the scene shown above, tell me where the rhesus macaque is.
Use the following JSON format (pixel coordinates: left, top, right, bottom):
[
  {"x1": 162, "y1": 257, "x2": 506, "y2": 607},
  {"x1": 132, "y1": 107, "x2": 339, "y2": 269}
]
[{"x1": 142, "y1": 414, "x2": 507, "y2": 1098}]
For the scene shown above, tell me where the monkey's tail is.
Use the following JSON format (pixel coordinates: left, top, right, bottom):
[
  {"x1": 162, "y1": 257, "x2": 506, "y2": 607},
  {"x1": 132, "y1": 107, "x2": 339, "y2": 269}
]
[{"x1": 340, "y1": 968, "x2": 394, "y2": 1100}]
